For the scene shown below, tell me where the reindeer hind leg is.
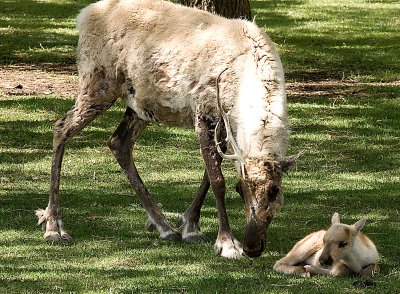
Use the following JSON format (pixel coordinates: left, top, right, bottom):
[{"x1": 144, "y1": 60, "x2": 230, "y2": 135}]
[
  {"x1": 108, "y1": 107, "x2": 181, "y2": 241},
  {"x1": 176, "y1": 170, "x2": 210, "y2": 243},
  {"x1": 37, "y1": 72, "x2": 119, "y2": 242}
]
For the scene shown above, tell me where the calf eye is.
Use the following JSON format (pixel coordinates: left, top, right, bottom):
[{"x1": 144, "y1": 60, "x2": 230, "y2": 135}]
[{"x1": 338, "y1": 241, "x2": 347, "y2": 248}]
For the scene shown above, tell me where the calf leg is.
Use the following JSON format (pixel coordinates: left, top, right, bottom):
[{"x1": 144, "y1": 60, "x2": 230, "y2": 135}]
[
  {"x1": 274, "y1": 231, "x2": 326, "y2": 276},
  {"x1": 108, "y1": 107, "x2": 181, "y2": 240},
  {"x1": 274, "y1": 251, "x2": 312, "y2": 277},
  {"x1": 305, "y1": 261, "x2": 351, "y2": 276},
  {"x1": 360, "y1": 263, "x2": 380, "y2": 277},
  {"x1": 36, "y1": 73, "x2": 118, "y2": 242},
  {"x1": 304, "y1": 265, "x2": 332, "y2": 276},
  {"x1": 330, "y1": 262, "x2": 352, "y2": 276},
  {"x1": 196, "y1": 116, "x2": 243, "y2": 258}
]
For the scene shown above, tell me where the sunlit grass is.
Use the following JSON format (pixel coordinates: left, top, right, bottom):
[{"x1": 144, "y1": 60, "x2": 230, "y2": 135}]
[
  {"x1": 1, "y1": 0, "x2": 400, "y2": 293},
  {"x1": 1, "y1": 86, "x2": 399, "y2": 293},
  {"x1": 252, "y1": 0, "x2": 400, "y2": 82}
]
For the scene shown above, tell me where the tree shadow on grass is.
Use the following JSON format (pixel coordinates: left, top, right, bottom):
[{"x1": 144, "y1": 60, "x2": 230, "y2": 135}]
[
  {"x1": 2, "y1": 85, "x2": 399, "y2": 238},
  {"x1": 287, "y1": 84, "x2": 400, "y2": 173},
  {"x1": 1, "y1": 203, "x2": 398, "y2": 293},
  {"x1": 0, "y1": 95, "x2": 199, "y2": 164},
  {"x1": 1, "y1": 167, "x2": 399, "y2": 292},
  {"x1": 0, "y1": 0, "x2": 94, "y2": 64},
  {"x1": 252, "y1": 0, "x2": 400, "y2": 82}
]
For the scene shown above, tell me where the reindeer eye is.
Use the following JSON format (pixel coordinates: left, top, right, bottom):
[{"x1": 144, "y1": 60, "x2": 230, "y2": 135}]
[
  {"x1": 338, "y1": 241, "x2": 347, "y2": 248},
  {"x1": 267, "y1": 185, "x2": 280, "y2": 202}
]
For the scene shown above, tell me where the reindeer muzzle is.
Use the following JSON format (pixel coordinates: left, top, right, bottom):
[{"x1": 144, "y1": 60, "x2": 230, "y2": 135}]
[{"x1": 243, "y1": 218, "x2": 267, "y2": 257}]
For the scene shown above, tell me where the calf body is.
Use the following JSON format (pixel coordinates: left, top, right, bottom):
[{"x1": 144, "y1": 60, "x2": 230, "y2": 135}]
[
  {"x1": 273, "y1": 213, "x2": 379, "y2": 276},
  {"x1": 36, "y1": 0, "x2": 298, "y2": 258}
]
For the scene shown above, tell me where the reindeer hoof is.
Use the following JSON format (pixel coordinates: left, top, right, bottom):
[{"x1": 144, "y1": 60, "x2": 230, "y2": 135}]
[
  {"x1": 36, "y1": 207, "x2": 72, "y2": 244},
  {"x1": 44, "y1": 231, "x2": 73, "y2": 244},
  {"x1": 177, "y1": 215, "x2": 208, "y2": 244},
  {"x1": 300, "y1": 266, "x2": 311, "y2": 277},
  {"x1": 44, "y1": 231, "x2": 62, "y2": 243},
  {"x1": 146, "y1": 216, "x2": 182, "y2": 241},
  {"x1": 214, "y1": 237, "x2": 244, "y2": 258},
  {"x1": 162, "y1": 230, "x2": 182, "y2": 241},
  {"x1": 60, "y1": 232, "x2": 73, "y2": 242},
  {"x1": 184, "y1": 232, "x2": 208, "y2": 244}
]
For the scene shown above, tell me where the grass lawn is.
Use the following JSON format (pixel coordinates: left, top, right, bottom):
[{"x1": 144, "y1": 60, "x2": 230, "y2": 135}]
[{"x1": 1, "y1": 0, "x2": 399, "y2": 293}]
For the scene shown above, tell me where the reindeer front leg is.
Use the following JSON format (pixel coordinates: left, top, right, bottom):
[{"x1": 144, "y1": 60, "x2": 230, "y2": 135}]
[
  {"x1": 177, "y1": 138, "x2": 227, "y2": 243},
  {"x1": 196, "y1": 116, "x2": 243, "y2": 258}
]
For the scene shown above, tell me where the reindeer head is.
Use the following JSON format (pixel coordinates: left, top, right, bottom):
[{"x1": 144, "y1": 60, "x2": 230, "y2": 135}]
[
  {"x1": 235, "y1": 156, "x2": 298, "y2": 257},
  {"x1": 319, "y1": 212, "x2": 366, "y2": 266},
  {"x1": 214, "y1": 70, "x2": 299, "y2": 257}
]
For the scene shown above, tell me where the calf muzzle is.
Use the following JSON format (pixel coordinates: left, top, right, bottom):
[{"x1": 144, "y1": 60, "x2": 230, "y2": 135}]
[{"x1": 319, "y1": 255, "x2": 333, "y2": 266}]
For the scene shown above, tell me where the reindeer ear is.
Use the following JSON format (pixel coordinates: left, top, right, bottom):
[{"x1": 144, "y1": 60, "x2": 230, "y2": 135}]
[
  {"x1": 331, "y1": 212, "x2": 340, "y2": 224},
  {"x1": 353, "y1": 218, "x2": 366, "y2": 231},
  {"x1": 280, "y1": 152, "x2": 303, "y2": 173}
]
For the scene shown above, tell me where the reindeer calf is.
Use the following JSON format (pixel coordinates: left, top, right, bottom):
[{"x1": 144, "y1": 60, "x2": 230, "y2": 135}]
[{"x1": 273, "y1": 213, "x2": 379, "y2": 277}]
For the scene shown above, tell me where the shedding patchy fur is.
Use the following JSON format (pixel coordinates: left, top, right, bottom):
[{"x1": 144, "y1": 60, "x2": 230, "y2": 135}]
[
  {"x1": 36, "y1": 0, "x2": 298, "y2": 259},
  {"x1": 76, "y1": 0, "x2": 288, "y2": 152}
]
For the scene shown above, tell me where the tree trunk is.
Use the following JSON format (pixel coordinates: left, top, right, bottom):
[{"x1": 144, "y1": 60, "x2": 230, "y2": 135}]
[{"x1": 180, "y1": 0, "x2": 251, "y2": 20}]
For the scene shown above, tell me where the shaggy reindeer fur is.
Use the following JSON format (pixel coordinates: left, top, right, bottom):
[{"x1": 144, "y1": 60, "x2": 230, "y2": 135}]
[
  {"x1": 36, "y1": 0, "x2": 297, "y2": 258},
  {"x1": 76, "y1": 0, "x2": 288, "y2": 154}
]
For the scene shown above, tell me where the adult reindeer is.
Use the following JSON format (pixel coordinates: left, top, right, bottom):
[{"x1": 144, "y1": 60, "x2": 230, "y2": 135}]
[{"x1": 36, "y1": 0, "x2": 300, "y2": 258}]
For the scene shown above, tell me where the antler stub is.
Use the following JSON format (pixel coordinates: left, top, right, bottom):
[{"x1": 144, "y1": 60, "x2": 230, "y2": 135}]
[{"x1": 214, "y1": 68, "x2": 246, "y2": 177}]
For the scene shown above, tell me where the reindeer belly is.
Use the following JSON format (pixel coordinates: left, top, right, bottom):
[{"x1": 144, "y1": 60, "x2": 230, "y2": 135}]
[
  {"x1": 123, "y1": 89, "x2": 195, "y2": 127},
  {"x1": 141, "y1": 103, "x2": 194, "y2": 126}
]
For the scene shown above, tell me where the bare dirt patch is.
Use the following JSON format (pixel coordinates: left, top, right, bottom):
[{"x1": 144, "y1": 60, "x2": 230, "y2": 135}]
[
  {"x1": 1, "y1": 64, "x2": 399, "y2": 100},
  {"x1": 287, "y1": 80, "x2": 400, "y2": 99},
  {"x1": 0, "y1": 64, "x2": 78, "y2": 98}
]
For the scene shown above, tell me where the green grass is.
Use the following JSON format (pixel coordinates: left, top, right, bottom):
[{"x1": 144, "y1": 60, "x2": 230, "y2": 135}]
[
  {"x1": 1, "y1": 0, "x2": 400, "y2": 293},
  {"x1": 0, "y1": 0, "x2": 91, "y2": 64},
  {"x1": 253, "y1": 0, "x2": 400, "y2": 82}
]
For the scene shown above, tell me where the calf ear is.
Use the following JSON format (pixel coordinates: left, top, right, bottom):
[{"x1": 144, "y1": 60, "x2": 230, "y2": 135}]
[
  {"x1": 331, "y1": 212, "x2": 340, "y2": 224},
  {"x1": 353, "y1": 218, "x2": 366, "y2": 231},
  {"x1": 280, "y1": 152, "x2": 303, "y2": 173}
]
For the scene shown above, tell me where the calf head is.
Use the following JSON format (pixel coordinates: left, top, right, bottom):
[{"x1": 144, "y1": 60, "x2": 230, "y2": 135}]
[{"x1": 319, "y1": 212, "x2": 366, "y2": 266}]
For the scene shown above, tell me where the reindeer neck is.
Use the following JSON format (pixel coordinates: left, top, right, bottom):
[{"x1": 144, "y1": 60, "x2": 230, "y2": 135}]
[
  {"x1": 342, "y1": 233, "x2": 378, "y2": 272},
  {"x1": 232, "y1": 32, "x2": 288, "y2": 160}
]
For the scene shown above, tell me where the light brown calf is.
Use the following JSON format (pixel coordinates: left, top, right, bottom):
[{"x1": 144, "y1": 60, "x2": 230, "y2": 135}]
[{"x1": 274, "y1": 213, "x2": 379, "y2": 277}]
